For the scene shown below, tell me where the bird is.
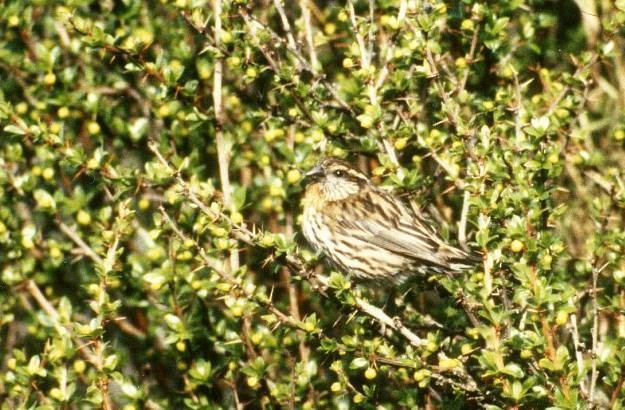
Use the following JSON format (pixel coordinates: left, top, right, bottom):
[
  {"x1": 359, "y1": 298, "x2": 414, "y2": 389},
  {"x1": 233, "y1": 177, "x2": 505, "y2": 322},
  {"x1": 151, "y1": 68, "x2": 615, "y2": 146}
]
[{"x1": 300, "y1": 157, "x2": 476, "y2": 284}]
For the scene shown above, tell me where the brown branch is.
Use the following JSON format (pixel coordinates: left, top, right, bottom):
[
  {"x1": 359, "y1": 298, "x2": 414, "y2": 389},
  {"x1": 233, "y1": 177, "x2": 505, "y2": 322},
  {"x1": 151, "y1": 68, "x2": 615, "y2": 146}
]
[
  {"x1": 458, "y1": 26, "x2": 480, "y2": 95},
  {"x1": 590, "y1": 262, "x2": 609, "y2": 403},
  {"x1": 57, "y1": 221, "x2": 104, "y2": 265},
  {"x1": 299, "y1": 0, "x2": 319, "y2": 71},
  {"x1": 213, "y1": 0, "x2": 239, "y2": 273}
]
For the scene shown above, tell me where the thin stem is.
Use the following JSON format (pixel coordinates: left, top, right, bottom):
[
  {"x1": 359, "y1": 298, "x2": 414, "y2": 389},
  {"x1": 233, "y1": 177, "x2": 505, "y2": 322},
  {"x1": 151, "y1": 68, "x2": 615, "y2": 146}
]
[
  {"x1": 458, "y1": 189, "x2": 470, "y2": 251},
  {"x1": 569, "y1": 310, "x2": 587, "y2": 395},
  {"x1": 213, "y1": 0, "x2": 239, "y2": 271},
  {"x1": 58, "y1": 221, "x2": 104, "y2": 265},
  {"x1": 589, "y1": 262, "x2": 608, "y2": 402},
  {"x1": 299, "y1": 0, "x2": 318, "y2": 71}
]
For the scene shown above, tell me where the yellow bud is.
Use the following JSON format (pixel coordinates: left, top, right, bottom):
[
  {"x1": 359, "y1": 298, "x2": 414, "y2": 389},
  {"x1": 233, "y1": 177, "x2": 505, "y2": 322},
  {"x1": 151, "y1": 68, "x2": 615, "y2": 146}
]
[
  {"x1": 342, "y1": 58, "x2": 354, "y2": 69},
  {"x1": 57, "y1": 106, "x2": 70, "y2": 119},
  {"x1": 510, "y1": 239, "x2": 523, "y2": 253},
  {"x1": 73, "y1": 359, "x2": 86, "y2": 373},
  {"x1": 353, "y1": 394, "x2": 365, "y2": 403},
  {"x1": 214, "y1": 238, "x2": 230, "y2": 250},
  {"x1": 268, "y1": 184, "x2": 283, "y2": 197},
  {"x1": 76, "y1": 210, "x2": 91, "y2": 226},
  {"x1": 614, "y1": 129, "x2": 625, "y2": 141},
  {"x1": 50, "y1": 247, "x2": 63, "y2": 259},
  {"x1": 330, "y1": 382, "x2": 341, "y2": 392},
  {"x1": 87, "y1": 121, "x2": 101, "y2": 135},
  {"x1": 303, "y1": 321, "x2": 315, "y2": 332},
  {"x1": 541, "y1": 254, "x2": 553, "y2": 267},
  {"x1": 212, "y1": 227, "x2": 228, "y2": 237},
  {"x1": 176, "y1": 341, "x2": 187, "y2": 352},
  {"x1": 455, "y1": 57, "x2": 468, "y2": 69},
  {"x1": 158, "y1": 105, "x2": 170, "y2": 117},
  {"x1": 231, "y1": 305, "x2": 244, "y2": 317},
  {"x1": 8, "y1": 15, "x2": 19, "y2": 27},
  {"x1": 251, "y1": 332, "x2": 263, "y2": 345},
  {"x1": 259, "y1": 234, "x2": 275, "y2": 247},
  {"x1": 461, "y1": 344, "x2": 473, "y2": 355},
  {"x1": 394, "y1": 138, "x2": 408, "y2": 150},
  {"x1": 482, "y1": 100, "x2": 495, "y2": 111},
  {"x1": 547, "y1": 154, "x2": 559, "y2": 164},
  {"x1": 138, "y1": 198, "x2": 150, "y2": 210},
  {"x1": 461, "y1": 19, "x2": 475, "y2": 31},
  {"x1": 310, "y1": 128, "x2": 324, "y2": 142},
  {"x1": 231, "y1": 212, "x2": 243, "y2": 225},
  {"x1": 86, "y1": 157, "x2": 100, "y2": 170},
  {"x1": 49, "y1": 122, "x2": 61, "y2": 134},
  {"x1": 247, "y1": 376, "x2": 259, "y2": 388},
  {"x1": 147, "y1": 247, "x2": 163, "y2": 261},
  {"x1": 43, "y1": 72, "x2": 56, "y2": 86},
  {"x1": 220, "y1": 30, "x2": 233, "y2": 44},
  {"x1": 42, "y1": 167, "x2": 55, "y2": 181},
  {"x1": 413, "y1": 369, "x2": 431, "y2": 381},
  {"x1": 286, "y1": 169, "x2": 301, "y2": 184},
  {"x1": 260, "y1": 197, "x2": 273, "y2": 212},
  {"x1": 246, "y1": 67, "x2": 257, "y2": 78},
  {"x1": 198, "y1": 66, "x2": 211, "y2": 79},
  {"x1": 264, "y1": 128, "x2": 285, "y2": 142},
  {"x1": 364, "y1": 367, "x2": 377, "y2": 379},
  {"x1": 555, "y1": 311, "x2": 568, "y2": 326},
  {"x1": 49, "y1": 387, "x2": 63, "y2": 401},
  {"x1": 438, "y1": 358, "x2": 461, "y2": 370},
  {"x1": 357, "y1": 113, "x2": 374, "y2": 129},
  {"x1": 16, "y1": 102, "x2": 28, "y2": 114}
]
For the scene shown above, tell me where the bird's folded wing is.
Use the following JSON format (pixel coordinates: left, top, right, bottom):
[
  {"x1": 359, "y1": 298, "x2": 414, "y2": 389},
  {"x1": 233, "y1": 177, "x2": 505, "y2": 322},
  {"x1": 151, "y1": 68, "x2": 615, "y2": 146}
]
[{"x1": 351, "y1": 218, "x2": 451, "y2": 269}]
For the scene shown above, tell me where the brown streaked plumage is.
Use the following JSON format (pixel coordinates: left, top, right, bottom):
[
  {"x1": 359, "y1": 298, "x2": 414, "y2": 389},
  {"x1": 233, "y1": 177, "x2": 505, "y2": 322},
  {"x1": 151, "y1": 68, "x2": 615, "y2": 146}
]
[{"x1": 301, "y1": 157, "x2": 475, "y2": 284}]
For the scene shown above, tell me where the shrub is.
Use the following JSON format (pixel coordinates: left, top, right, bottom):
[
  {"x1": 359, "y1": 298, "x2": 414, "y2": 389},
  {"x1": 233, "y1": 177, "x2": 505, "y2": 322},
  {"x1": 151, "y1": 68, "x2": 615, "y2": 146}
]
[{"x1": 1, "y1": 0, "x2": 625, "y2": 408}]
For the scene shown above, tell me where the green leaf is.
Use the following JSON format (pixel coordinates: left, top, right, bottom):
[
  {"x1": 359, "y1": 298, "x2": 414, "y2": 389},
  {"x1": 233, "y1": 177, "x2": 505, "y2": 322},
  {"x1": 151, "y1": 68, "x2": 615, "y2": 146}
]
[
  {"x1": 3, "y1": 124, "x2": 25, "y2": 135},
  {"x1": 349, "y1": 358, "x2": 368, "y2": 369}
]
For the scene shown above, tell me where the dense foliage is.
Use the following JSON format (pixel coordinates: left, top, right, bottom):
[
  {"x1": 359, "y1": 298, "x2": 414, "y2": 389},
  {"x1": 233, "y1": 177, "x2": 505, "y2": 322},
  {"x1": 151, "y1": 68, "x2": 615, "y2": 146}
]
[{"x1": 2, "y1": 0, "x2": 625, "y2": 408}]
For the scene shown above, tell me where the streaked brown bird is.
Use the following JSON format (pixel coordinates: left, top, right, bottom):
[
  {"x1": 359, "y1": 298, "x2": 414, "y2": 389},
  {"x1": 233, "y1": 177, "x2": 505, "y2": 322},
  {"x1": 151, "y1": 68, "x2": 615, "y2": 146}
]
[{"x1": 301, "y1": 157, "x2": 475, "y2": 284}]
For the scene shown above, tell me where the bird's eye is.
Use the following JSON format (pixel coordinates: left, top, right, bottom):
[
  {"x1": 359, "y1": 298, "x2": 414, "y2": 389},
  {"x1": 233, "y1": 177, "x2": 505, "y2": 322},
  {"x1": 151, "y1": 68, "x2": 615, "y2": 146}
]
[{"x1": 333, "y1": 169, "x2": 345, "y2": 177}]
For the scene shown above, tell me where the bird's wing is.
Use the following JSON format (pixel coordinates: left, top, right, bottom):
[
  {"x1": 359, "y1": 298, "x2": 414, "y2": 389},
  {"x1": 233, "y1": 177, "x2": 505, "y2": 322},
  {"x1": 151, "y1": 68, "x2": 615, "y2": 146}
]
[{"x1": 354, "y1": 217, "x2": 452, "y2": 269}]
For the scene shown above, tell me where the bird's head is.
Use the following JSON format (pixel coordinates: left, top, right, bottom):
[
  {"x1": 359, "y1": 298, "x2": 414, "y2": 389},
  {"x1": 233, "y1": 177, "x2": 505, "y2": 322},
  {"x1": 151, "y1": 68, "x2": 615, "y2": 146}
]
[{"x1": 302, "y1": 157, "x2": 369, "y2": 202}]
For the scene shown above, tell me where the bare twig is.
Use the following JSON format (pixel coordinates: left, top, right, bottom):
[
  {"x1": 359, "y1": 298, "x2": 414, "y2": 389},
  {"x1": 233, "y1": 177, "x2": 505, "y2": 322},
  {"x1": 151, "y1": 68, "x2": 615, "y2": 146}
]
[
  {"x1": 57, "y1": 221, "x2": 104, "y2": 265},
  {"x1": 569, "y1": 309, "x2": 588, "y2": 396},
  {"x1": 458, "y1": 26, "x2": 480, "y2": 95},
  {"x1": 458, "y1": 190, "x2": 470, "y2": 251},
  {"x1": 212, "y1": 0, "x2": 239, "y2": 272},
  {"x1": 589, "y1": 262, "x2": 609, "y2": 403},
  {"x1": 347, "y1": 0, "x2": 371, "y2": 71},
  {"x1": 546, "y1": 54, "x2": 598, "y2": 116},
  {"x1": 272, "y1": 0, "x2": 298, "y2": 53},
  {"x1": 25, "y1": 279, "x2": 60, "y2": 321},
  {"x1": 299, "y1": 0, "x2": 319, "y2": 71},
  {"x1": 425, "y1": 47, "x2": 463, "y2": 132}
]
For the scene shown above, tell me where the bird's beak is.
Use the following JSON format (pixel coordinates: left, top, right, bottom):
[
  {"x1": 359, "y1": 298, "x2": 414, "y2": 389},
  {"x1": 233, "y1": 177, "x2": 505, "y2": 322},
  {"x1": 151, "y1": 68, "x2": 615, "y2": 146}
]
[{"x1": 302, "y1": 165, "x2": 323, "y2": 186}]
